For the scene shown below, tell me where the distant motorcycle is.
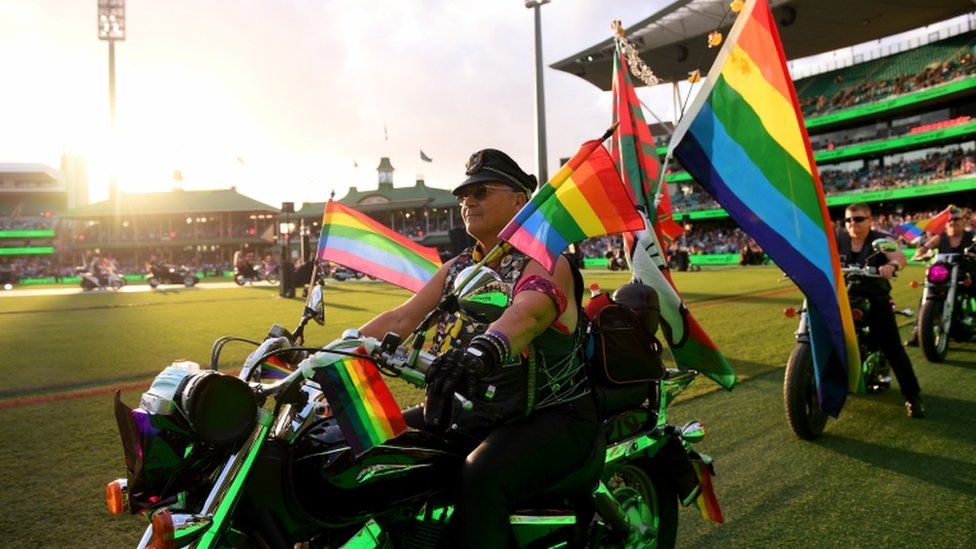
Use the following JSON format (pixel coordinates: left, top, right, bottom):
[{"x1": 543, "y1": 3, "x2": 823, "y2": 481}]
[
  {"x1": 916, "y1": 246, "x2": 976, "y2": 362},
  {"x1": 77, "y1": 267, "x2": 125, "y2": 291},
  {"x1": 782, "y1": 238, "x2": 911, "y2": 440},
  {"x1": 147, "y1": 264, "x2": 199, "y2": 288},
  {"x1": 233, "y1": 264, "x2": 280, "y2": 286}
]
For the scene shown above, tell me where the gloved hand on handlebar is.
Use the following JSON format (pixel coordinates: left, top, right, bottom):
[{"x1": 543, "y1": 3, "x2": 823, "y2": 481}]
[{"x1": 426, "y1": 336, "x2": 502, "y2": 398}]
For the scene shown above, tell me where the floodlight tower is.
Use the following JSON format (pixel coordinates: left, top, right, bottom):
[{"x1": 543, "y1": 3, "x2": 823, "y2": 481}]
[
  {"x1": 526, "y1": 0, "x2": 551, "y2": 185},
  {"x1": 98, "y1": 0, "x2": 125, "y2": 208}
]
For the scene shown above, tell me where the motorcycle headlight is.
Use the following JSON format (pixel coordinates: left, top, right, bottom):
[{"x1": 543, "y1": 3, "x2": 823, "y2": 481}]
[
  {"x1": 927, "y1": 263, "x2": 950, "y2": 284},
  {"x1": 179, "y1": 371, "x2": 257, "y2": 446}
]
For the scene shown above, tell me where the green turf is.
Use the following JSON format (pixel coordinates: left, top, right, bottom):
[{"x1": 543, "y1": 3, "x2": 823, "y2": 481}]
[{"x1": 0, "y1": 266, "x2": 974, "y2": 547}]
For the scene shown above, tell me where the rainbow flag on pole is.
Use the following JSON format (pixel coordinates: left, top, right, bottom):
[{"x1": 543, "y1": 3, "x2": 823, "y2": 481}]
[
  {"x1": 890, "y1": 206, "x2": 954, "y2": 243},
  {"x1": 317, "y1": 200, "x2": 442, "y2": 292},
  {"x1": 498, "y1": 137, "x2": 644, "y2": 273},
  {"x1": 669, "y1": 0, "x2": 858, "y2": 415},
  {"x1": 612, "y1": 42, "x2": 735, "y2": 390},
  {"x1": 314, "y1": 348, "x2": 407, "y2": 456}
]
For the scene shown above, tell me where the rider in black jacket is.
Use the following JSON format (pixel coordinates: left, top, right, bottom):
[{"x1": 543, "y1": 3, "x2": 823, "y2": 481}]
[{"x1": 836, "y1": 203, "x2": 924, "y2": 418}]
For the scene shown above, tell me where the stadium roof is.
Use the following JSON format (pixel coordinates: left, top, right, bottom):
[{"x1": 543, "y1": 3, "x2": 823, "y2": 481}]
[
  {"x1": 0, "y1": 163, "x2": 62, "y2": 183},
  {"x1": 294, "y1": 180, "x2": 457, "y2": 217},
  {"x1": 552, "y1": 0, "x2": 976, "y2": 90},
  {"x1": 58, "y1": 188, "x2": 277, "y2": 218}
]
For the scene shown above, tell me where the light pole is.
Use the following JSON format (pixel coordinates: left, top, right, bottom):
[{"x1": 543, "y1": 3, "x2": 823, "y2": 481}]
[
  {"x1": 526, "y1": 0, "x2": 550, "y2": 185},
  {"x1": 98, "y1": 0, "x2": 125, "y2": 211}
]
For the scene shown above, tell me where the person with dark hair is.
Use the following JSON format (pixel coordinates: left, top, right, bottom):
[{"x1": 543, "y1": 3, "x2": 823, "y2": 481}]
[
  {"x1": 359, "y1": 149, "x2": 596, "y2": 548},
  {"x1": 836, "y1": 203, "x2": 924, "y2": 418}
]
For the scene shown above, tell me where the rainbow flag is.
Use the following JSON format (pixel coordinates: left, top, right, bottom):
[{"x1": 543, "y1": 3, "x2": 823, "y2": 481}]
[
  {"x1": 891, "y1": 206, "x2": 954, "y2": 243},
  {"x1": 611, "y1": 46, "x2": 683, "y2": 243},
  {"x1": 498, "y1": 137, "x2": 644, "y2": 273},
  {"x1": 693, "y1": 460, "x2": 724, "y2": 524},
  {"x1": 669, "y1": 0, "x2": 859, "y2": 415},
  {"x1": 612, "y1": 43, "x2": 735, "y2": 389},
  {"x1": 314, "y1": 347, "x2": 407, "y2": 456},
  {"x1": 259, "y1": 355, "x2": 294, "y2": 381},
  {"x1": 317, "y1": 200, "x2": 442, "y2": 292}
]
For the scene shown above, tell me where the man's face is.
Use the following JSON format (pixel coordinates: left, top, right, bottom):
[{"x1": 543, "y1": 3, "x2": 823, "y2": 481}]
[
  {"x1": 947, "y1": 211, "x2": 965, "y2": 235},
  {"x1": 844, "y1": 209, "x2": 871, "y2": 239},
  {"x1": 457, "y1": 182, "x2": 525, "y2": 239}
]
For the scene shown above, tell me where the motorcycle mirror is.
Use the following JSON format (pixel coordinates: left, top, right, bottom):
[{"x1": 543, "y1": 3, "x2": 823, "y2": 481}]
[
  {"x1": 680, "y1": 420, "x2": 706, "y2": 443},
  {"x1": 305, "y1": 284, "x2": 326, "y2": 326},
  {"x1": 452, "y1": 265, "x2": 510, "y2": 323},
  {"x1": 871, "y1": 237, "x2": 899, "y2": 254}
]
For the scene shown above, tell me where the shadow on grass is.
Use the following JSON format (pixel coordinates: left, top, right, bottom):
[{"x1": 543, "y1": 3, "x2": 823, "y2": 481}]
[{"x1": 818, "y1": 434, "x2": 976, "y2": 496}]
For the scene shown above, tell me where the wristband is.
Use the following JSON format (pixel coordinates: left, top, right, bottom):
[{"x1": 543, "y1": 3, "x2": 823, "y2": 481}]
[{"x1": 484, "y1": 329, "x2": 512, "y2": 362}]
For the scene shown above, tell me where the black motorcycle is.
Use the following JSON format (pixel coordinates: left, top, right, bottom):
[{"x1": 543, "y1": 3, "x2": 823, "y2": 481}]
[
  {"x1": 147, "y1": 264, "x2": 199, "y2": 288},
  {"x1": 106, "y1": 269, "x2": 723, "y2": 548},
  {"x1": 783, "y1": 238, "x2": 911, "y2": 440},
  {"x1": 233, "y1": 263, "x2": 280, "y2": 286},
  {"x1": 916, "y1": 247, "x2": 976, "y2": 362}
]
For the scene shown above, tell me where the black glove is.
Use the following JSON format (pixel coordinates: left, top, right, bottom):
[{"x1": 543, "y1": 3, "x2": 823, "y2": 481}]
[
  {"x1": 423, "y1": 350, "x2": 465, "y2": 431},
  {"x1": 457, "y1": 336, "x2": 502, "y2": 397}
]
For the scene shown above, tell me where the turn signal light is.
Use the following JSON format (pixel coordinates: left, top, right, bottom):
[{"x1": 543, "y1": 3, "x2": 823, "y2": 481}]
[
  {"x1": 909, "y1": 280, "x2": 919, "y2": 288},
  {"x1": 105, "y1": 479, "x2": 127, "y2": 515},
  {"x1": 783, "y1": 307, "x2": 797, "y2": 318},
  {"x1": 150, "y1": 509, "x2": 175, "y2": 549},
  {"x1": 851, "y1": 309, "x2": 864, "y2": 321}
]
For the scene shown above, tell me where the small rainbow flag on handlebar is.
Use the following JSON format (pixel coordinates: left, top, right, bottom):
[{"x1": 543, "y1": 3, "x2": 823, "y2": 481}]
[{"x1": 315, "y1": 347, "x2": 407, "y2": 456}]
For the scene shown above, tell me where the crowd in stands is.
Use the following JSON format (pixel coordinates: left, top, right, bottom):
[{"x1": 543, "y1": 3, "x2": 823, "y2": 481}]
[
  {"x1": 799, "y1": 52, "x2": 976, "y2": 118},
  {"x1": 77, "y1": 223, "x2": 271, "y2": 242},
  {"x1": 819, "y1": 149, "x2": 976, "y2": 193},
  {"x1": 0, "y1": 216, "x2": 55, "y2": 230}
]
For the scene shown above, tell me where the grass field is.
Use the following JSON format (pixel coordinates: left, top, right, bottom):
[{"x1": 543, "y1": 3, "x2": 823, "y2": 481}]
[{"x1": 0, "y1": 265, "x2": 974, "y2": 548}]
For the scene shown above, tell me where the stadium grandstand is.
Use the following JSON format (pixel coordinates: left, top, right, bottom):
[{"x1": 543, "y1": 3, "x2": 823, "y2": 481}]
[
  {"x1": 555, "y1": 0, "x2": 976, "y2": 267},
  {"x1": 55, "y1": 188, "x2": 279, "y2": 277},
  {"x1": 295, "y1": 157, "x2": 464, "y2": 260},
  {"x1": 0, "y1": 159, "x2": 87, "y2": 285}
]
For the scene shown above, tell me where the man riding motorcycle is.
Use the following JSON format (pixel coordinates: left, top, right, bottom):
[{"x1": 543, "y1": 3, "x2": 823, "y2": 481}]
[
  {"x1": 359, "y1": 149, "x2": 597, "y2": 548},
  {"x1": 836, "y1": 203, "x2": 924, "y2": 418}
]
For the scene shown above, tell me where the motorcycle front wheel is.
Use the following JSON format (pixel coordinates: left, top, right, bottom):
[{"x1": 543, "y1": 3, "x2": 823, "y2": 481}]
[
  {"x1": 266, "y1": 272, "x2": 280, "y2": 285},
  {"x1": 605, "y1": 464, "x2": 678, "y2": 549},
  {"x1": 919, "y1": 299, "x2": 950, "y2": 362},
  {"x1": 234, "y1": 274, "x2": 247, "y2": 286},
  {"x1": 783, "y1": 342, "x2": 828, "y2": 440}
]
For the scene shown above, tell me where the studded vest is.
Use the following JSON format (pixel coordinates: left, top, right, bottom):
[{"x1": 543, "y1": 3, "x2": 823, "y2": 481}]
[{"x1": 432, "y1": 246, "x2": 590, "y2": 429}]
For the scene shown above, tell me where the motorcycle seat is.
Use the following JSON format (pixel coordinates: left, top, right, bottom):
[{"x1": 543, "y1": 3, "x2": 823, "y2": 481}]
[{"x1": 511, "y1": 428, "x2": 607, "y2": 512}]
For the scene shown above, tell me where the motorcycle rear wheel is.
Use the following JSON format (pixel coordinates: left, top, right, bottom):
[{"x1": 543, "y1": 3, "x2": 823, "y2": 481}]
[
  {"x1": 606, "y1": 464, "x2": 677, "y2": 549},
  {"x1": 234, "y1": 274, "x2": 247, "y2": 286},
  {"x1": 919, "y1": 299, "x2": 950, "y2": 362},
  {"x1": 266, "y1": 272, "x2": 280, "y2": 285},
  {"x1": 784, "y1": 342, "x2": 828, "y2": 440},
  {"x1": 184, "y1": 276, "x2": 197, "y2": 287}
]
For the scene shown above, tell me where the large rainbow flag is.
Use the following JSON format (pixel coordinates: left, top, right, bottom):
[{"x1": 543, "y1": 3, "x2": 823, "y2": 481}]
[
  {"x1": 669, "y1": 0, "x2": 859, "y2": 415},
  {"x1": 317, "y1": 200, "x2": 442, "y2": 292},
  {"x1": 314, "y1": 347, "x2": 407, "y2": 456},
  {"x1": 890, "y1": 206, "x2": 954, "y2": 244},
  {"x1": 612, "y1": 43, "x2": 735, "y2": 390},
  {"x1": 498, "y1": 137, "x2": 644, "y2": 273}
]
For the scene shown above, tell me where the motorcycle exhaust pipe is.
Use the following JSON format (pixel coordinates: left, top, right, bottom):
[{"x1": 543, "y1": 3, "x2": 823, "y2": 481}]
[{"x1": 592, "y1": 482, "x2": 645, "y2": 537}]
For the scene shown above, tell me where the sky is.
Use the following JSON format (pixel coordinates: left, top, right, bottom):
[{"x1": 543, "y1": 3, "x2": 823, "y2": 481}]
[
  {"x1": 0, "y1": 0, "x2": 679, "y2": 208},
  {"x1": 1, "y1": 1, "x2": 970, "y2": 209}
]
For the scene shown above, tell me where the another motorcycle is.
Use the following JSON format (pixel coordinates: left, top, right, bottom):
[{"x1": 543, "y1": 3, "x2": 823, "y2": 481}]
[
  {"x1": 783, "y1": 238, "x2": 911, "y2": 440},
  {"x1": 915, "y1": 247, "x2": 976, "y2": 362},
  {"x1": 147, "y1": 263, "x2": 199, "y2": 288},
  {"x1": 77, "y1": 266, "x2": 125, "y2": 291},
  {"x1": 233, "y1": 264, "x2": 280, "y2": 286},
  {"x1": 106, "y1": 269, "x2": 723, "y2": 548}
]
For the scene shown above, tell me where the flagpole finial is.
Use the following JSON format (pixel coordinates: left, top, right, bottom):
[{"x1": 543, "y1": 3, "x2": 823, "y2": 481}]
[
  {"x1": 601, "y1": 122, "x2": 621, "y2": 142},
  {"x1": 611, "y1": 20, "x2": 624, "y2": 37}
]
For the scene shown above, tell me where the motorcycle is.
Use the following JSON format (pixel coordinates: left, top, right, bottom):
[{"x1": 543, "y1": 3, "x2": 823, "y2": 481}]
[
  {"x1": 915, "y1": 246, "x2": 976, "y2": 362},
  {"x1": 233, "y1": 263, "x2": 280, "y2": 286},
  {"x1": 105, "y1": 268, "x2": 723, "y2": 548},
  {"x1": 147, "y1": 264, "x2": 200, "y2": 288},
  {"x1": 783, "y1": 238, "x2": 911, "y2": 440},
  {"x1": 78, "y1": 266, "x2": 126, "y2": 291}
]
